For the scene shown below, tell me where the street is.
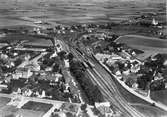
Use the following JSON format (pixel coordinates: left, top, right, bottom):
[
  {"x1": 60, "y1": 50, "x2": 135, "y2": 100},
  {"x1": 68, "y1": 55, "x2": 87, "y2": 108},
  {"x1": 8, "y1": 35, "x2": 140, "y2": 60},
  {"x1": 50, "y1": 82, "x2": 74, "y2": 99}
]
[{"x1": 61, "y1": 37, "x2": 145, "y2": 117}]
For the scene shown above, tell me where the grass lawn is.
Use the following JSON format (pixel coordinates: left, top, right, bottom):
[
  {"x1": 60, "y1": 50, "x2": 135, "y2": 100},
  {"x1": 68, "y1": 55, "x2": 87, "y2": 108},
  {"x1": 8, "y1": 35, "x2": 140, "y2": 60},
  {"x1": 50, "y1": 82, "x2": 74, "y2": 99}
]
[
  {"x1": 21, "y1": 101, "x2": 53, "y2": 113},
  {"x1": 116, "y1": 35, "x2": 167, "y2": 48},
  {"x1": 0, "y1": 105, "x2": 18, "y2": 117},
  {"x1": 0, "y1": 97, "x2": 11, "y2": 109},
  {"x1": 16, "y1": 109, "x2": 46, "y2": 117},
  {"x1": 132, "y1": 104, "x2": 167, "y2": 117},
  {"x1": 150, "y1": 89, "x2": 167, "y2": 106},
  {"x1": 60, "y1": 103, "x2": 79, "y2": 113},
  {"x1": 0, "y1": 34, "x2": 53, "y2": 47},
  {"x1": 116, "y1": 35, "x2": 167, "y2": 60}
]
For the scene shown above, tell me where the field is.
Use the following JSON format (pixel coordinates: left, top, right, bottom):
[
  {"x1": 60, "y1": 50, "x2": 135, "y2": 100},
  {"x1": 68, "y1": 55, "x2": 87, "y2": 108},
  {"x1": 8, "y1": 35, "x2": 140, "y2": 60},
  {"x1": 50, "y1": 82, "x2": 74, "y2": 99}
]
[
  {"x1": 16, "y1": 109, "x2": 45, "y2": 117},
  {"x1": 0, "y1": 34, "x2": 53, "y2": 47},
  {"x1": 150, "y1": 89, "x2": 167, "y2": 106},
  {"x1": 0, "y1": 97, "x2": 11, "y2": 108},
  {"x1": 0, "y1": 0, "x2": 166, "y2": 116},
  {"x1": 21, "y1": 101, "x2": 53, "y2": 112},
  {"x1": 0, "y1": 97, "x2": 19, "y2": 117},
  {"x1": 0, "y1": 0, "x2": 166, "y2": 26},
  {"x1": 0, "y1": 105, "x2": 19, "y2": 117},
  {"x1": 115, "y1": 35, "x2": 167, "y2": 60},
  {"x1": 116, "y1": 35, "x2": 167, "y2": 48},
  {"x1": 132, "y1": 104, "x2": 167, "y2": 117}
]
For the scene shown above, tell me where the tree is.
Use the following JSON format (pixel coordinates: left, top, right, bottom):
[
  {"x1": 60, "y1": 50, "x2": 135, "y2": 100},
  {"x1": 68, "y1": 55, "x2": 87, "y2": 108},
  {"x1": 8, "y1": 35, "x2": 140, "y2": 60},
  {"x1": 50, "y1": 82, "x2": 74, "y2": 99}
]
[
  {"x1": 92, "y1": 106, "x2": 103, "y2": 117},
  {"x1": 57, "y1": 51, "x2": 66, "y2": 60},
  {"x1": 52, "y1": 63, "x2": 60, "y2": 72},
  {"x1": 95, "y1": 45, "x2": 103, "y2": 53},
  {"x1": 51, "y1": 113, "x2": 59, "y2": 117},
  {"x1": 65, "y1": 112, "x2": 74, "y2": 117},
  {"x1": 67, "y1": 53, "x2": 74, "y2": 62},
  {"x1": 150, "y1": 80, "x2": 165, "y2": 91},
  {"x1": 43, "y1": 58, "x2": 54, "y2": 67},
  {"x1": 92, "y1": 85, "x2": 104, "y2": 102},
  {"x1": 69, "y1": 59, "x2": 104, "y2": 105},
  {"x1": 70, "y1": 60, "x2": 86, "y2": 74},
  {"x1": 111, "y1": 34, "x2": 119, "y2": 41},
  {"x1": 137, "y1": 75, "x2": 148, "y2": 90},
  {"x1": 14, "y1": 58, "x2": 23, "y2": 66}
]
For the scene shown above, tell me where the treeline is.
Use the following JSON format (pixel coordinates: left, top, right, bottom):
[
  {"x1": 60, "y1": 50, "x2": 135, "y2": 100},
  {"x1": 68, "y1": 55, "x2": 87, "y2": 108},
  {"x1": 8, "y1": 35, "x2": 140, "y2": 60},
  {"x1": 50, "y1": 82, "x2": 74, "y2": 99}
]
[{"x1": 69, "y1": 59, "x2": 104, "y2": 105}]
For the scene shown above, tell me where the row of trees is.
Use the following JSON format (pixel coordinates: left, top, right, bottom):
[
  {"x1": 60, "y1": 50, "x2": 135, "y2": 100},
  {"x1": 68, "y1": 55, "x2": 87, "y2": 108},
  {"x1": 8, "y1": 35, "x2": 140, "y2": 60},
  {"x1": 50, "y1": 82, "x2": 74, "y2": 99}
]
[{"x1": 69, "y1": 59, "x2": 104, "y2": 105}]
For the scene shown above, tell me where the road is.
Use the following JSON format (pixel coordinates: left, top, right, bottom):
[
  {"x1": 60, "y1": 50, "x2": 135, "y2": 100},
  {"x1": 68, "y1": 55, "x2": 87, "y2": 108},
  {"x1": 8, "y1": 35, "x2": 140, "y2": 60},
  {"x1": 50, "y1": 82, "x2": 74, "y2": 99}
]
[
  {"x1": 59, "y1": 36, "x2": 144, "y2": 117},
  {"x1": 17, "y1": 52, "x2": 47, "y2": 68},
  {"x1": 52, "y1": 37, "x2": 88, "y2": 103},
  {"x1": 10, "y1": 31, "x2": 144, "y2": 116},
  {"x1": 0, "y1": 93, "x2": 80, "y2": 117}
]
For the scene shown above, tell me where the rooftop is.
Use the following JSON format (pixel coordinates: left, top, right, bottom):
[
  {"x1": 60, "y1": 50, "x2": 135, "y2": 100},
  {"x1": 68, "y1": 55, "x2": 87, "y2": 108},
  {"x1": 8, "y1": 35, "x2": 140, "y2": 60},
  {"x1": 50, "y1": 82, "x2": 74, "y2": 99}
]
[{"x1": 38, "y1": 73, "x2": 63, "y2": 81}]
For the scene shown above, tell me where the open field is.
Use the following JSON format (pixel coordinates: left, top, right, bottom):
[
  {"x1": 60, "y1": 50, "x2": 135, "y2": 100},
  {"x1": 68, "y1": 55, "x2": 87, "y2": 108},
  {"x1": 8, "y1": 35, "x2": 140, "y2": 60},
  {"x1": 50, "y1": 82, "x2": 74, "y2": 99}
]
[
  {"x1": 0, "y1": 0, "x2": 166, "y2": 26},
  {"x1": 0, "y1": 105, "x2": 19, "y2": 117},
  {"x1": 0, "y1": 0, "x2": 166, "y2": 116},
  {"x1": 0, "y1": 97, "x2": 11, "y2": 108},
  {"x1": 132, "y1": 104, "x2": 167, "y2": 117},
  {"x1": 115, "y1": 35, "x2": 167, "y2": 61},
  {"x1": 21, "y1": 101, "x2": 53, "y2": 112},
  {"x1": 116, "y1": 35, "x2": 167, "y2": 48},
  {"x1": 0, "y1": 34, "x2": 53, "y2": 47},
  {"x1": 116, "y1": 35, "x2": 167, "y2": 60},
  {"x1": 150, "y1": 90, "x2": 167, "y2": 106}
]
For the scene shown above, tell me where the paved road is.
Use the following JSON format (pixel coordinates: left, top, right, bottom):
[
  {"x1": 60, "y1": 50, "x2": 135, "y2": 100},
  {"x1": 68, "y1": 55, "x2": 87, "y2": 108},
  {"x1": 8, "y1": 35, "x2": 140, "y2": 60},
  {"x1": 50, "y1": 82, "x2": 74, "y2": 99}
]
[
  {"x1": 19, "y1": 32, "x2": 144, "y2": 117},
  {"x1": 0, "y1": 93, "x2": 80, "y2": 107},
  {"x1": 60, "y1": 37, "x2": 144, "y2": 117},
  {"x1": 0, "y1": 93, "x2": 80, "y2": 117},
  {"x1": 17, "y1": 52, "x2": 47, "y2": 68}
]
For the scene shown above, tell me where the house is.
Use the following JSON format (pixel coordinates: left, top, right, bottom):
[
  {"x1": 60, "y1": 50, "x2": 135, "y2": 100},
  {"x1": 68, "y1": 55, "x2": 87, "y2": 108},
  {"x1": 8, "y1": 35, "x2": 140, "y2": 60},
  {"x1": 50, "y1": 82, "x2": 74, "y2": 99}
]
[
  {"x1": 0, "y1": 33, "x2": 6, "y2": 38},
  {"x1": 96, "y1": 53, "x2": 123, "y2": 63},
  {"x1": 95, "y1": 102, "x2": 113, "y2": 116},
  {"x1": 25, "y1": 62, "x2": 40, "y2": 72},
  {"x1": 95, "y1": 53, "x2": 111, "y2": 62},
  {"x1": 38, "y1": 73, "x2": 63, "y2": 83},
  {"x1": 12, "y1": 68, "x2": 33, "y2": 79},
  {"x1": 152, "y1": 18, "x2": 158, "y2": 26},
  {"x1": 106, "y1": 59, "x2": 116, "y2": 66},
  {"x1": 122, "y1": 69, "x2": 130, "y2": 76},
  {"x1": 56, "y1": 46, "x2": 62, "y2": 53},
  {"x1": 110, "y1": 53, "x2": 122, "y2": 60},
  {"x1": 0, "y1": 84, "x2": 8, "y2": 91},
  {"x1": 114, "y1": 70, "x2": 122, "y2": 80},
  {"x1": 120, "y1": 50, "x2": 131, "y2": 59},
  {"x1": 64, "y1": 59, "x2": 69, "y2": 68},
  {"x1": 131, "y1": 64, "x2": 140, "y2": 73},
  {"x1": 50, "y1": 51, "x2": 57, "y2": 58}
]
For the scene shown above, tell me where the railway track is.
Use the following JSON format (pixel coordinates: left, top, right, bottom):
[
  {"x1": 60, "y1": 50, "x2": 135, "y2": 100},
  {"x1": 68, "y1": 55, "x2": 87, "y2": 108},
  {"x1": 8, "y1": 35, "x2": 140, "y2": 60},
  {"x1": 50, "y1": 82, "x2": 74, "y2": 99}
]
[
  {"x1": 69, "y1": 44, "x2": 144, "y2": 117},
  {"x1": 54, "y1": 33, "x2": 145, "y2": 117}
]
